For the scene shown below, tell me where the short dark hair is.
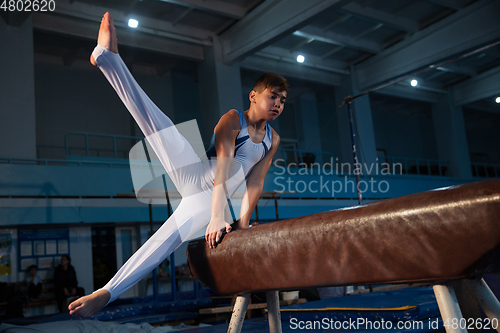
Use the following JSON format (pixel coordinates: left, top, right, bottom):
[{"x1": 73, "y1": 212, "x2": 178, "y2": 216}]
[
  {"x1": 28, "y1": 265, "x2": 38, "y2": 271},
  {"x1": 253, "y1": 72, "x2": 290, "y2": 92}
]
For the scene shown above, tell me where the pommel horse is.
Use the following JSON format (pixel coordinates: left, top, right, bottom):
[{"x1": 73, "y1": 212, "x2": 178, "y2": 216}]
[{"x1": 187, "y1": 179, "x2": 500, "y2": 333}]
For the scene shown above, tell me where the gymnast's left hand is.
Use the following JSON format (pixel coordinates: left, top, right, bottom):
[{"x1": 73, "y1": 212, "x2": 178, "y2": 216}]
[{"x1": 205, "y1": 218, "x2": 232, "y2": 249}]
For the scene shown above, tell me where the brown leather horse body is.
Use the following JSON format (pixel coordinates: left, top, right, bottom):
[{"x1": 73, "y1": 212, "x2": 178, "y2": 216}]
[{"x1": 187, "y1": 179, "x2": 500, "y2": 295}]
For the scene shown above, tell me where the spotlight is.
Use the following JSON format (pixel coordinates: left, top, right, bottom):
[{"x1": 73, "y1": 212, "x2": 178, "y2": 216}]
[
  {"x1": 297, "y1": 55, "x2": 305, "y2": 63},
  {"x1": 128, "y1": 19, "x2": 139, "y2": 28},
  {"x1": 411, "y1": 79, "x2": 417, "y2": 87},
  {"x1": 496, "y1": 97, "x2": 500, "y2": 104}
]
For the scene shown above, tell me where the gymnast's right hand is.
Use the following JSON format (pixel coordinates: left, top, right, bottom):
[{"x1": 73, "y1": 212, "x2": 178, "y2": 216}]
[{"x1": 205, "y1": 218, "x2": 232, "y2": 249}]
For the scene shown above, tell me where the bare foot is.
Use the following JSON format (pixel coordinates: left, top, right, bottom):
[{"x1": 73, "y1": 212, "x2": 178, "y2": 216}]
[
  {"x1": 68, "y1": 289, "x2": 111, "y2": 317},
  {"x1": 90, "y1": 12, "x2": 119, "y2": 67}
]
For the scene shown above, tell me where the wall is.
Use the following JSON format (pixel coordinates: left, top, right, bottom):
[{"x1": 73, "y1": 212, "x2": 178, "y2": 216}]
[
  {"x1": 35, "y1": 58, "x2": 179, "y2": 160},
  {"x1": 171, "y1": 72, "x2": 203, "y2": 139},
  {"x1": 465, "y1": 108, "x2": 500, "y2": 163},
  {"x1": 0, "y1": 17, "x2": 37, "y2": 159},
  {"x1": 317, "y1": 95, "x2": 341, "y2": 159},
  {"x1": 35, "y1": 59, "x2": 133, "y2": 159}
]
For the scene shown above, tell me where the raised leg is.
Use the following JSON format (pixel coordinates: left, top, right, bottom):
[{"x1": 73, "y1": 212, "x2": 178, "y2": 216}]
[
  {"x1": 90, "y1": 13, "x2": 202, "y2": 191},
  {"x1": 464, "y1": 278, "x2": 500, "y2": 333},
  {"x1": 266, "y1": 291, "x2": 282, "y2": 333},
  {"x1": 433, "y1": 283, "x2": 468, "y2": 333},
  {"x1": 227, "y1": 293, "x2": 251, "y2": 333}
]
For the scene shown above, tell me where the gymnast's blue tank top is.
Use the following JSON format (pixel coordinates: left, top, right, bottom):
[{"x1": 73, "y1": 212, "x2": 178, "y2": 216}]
[{"x1": 206, "y1": 110, "x2": 273, "y2": 179}]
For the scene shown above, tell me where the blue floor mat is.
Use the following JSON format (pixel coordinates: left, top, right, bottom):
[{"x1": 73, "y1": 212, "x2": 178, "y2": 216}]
[{"x1": 183, "y1": 286, "x2": 444, "y2": 333}]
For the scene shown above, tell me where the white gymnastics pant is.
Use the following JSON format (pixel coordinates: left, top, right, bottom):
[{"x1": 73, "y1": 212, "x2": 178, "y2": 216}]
[{"x1": 92, "y1": 45, "x2": 217, "y2": 304}]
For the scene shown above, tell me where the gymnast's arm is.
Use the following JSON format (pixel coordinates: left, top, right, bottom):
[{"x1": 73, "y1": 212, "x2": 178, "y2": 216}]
[
  {"x1": 205, "y1": 110, "x2": 240, "y2": 248},
  {"x1": 238, "y1": 128, "x2": 280, "y2": 229}
]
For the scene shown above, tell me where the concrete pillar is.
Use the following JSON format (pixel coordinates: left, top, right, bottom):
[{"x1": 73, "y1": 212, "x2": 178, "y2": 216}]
[
  {"x1": 432, "y1": 93, "x2": 472, "y2": 178},
  {"x1": 334, "y1": 71, "x2": 377, "y2": 174},
  {"x1": 0, "y1": 16, "x2": 36, "y2": 159},
  {"x1": 198, "y1": 36, "x2": 243, "y2": 142},
  {"x1": 316, "y1": 94, "x2": 340, "y2": 163},
  {"x1": 294, "y1": 93, "x2": 322, "y2": 153}
]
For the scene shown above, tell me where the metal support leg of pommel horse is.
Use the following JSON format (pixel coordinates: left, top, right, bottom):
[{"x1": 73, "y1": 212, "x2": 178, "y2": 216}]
[
  {"x1": 434, "y1": 278, "x2": 500, "y2": 333},
  {"x1": 227, "y1": 291, "x2": 282, "y2": 333},
  {"x1": 227, "y1": 293, "x2": 250, "y2": 333},
  {"x1": 266, "y1": 291, "x2": 283, "y2": 333},
  {"x1": 465, "y1": 278, "x2": 500, "y2": 333},
  {"x1": 433, "y1": 284, "x2": 468, "y2": 333}
]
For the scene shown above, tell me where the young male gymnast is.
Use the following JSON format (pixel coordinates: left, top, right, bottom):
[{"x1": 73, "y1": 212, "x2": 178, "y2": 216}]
[{"x1": 68, "y1": 12, "x2": 288, "y2": 317}]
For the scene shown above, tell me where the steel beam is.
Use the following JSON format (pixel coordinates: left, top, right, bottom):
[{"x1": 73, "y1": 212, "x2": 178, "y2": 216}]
[
  {"x1": 295, "y1": 26, "x2": 382, "y2": 54},
  {"x1": 158, "y1": 0, "x2": 247, "y2": 19},
  {"x1": 0, "y1": 11, "x2": 32, "y2": 27},
  {"x1": 50, "y1": 1, "x2": 213, "y2": 45},
  {"x1": 322, "y1": 14, "x2": 352, "y2": 31},
  {"x1": 33, "y1": 13, "x2": 205, "y2": 61},
  {"x1": 425, "y1": 0, "x2": 469, "y2": 10},
  {"x1": 436, "y1": 63, "x2": 476, "y2": 77},
  {"x1": 341, "y1": 2, "x2": 419, "y2": 33},
  {"x1": 220, "y1": 0, "x2": 349, "y2": 65},
  {"x1": 240, "y1": 56, "x2": 342, "y2": 86},
  {"x1": 355, "y1": 0, "x2": 500, "y2": 91},
  {"x1": 373, "y1": 84, "x2": 441, "y2": 103},
  {"x1": 257, "y1": 46, "x2": 349, "y2": 75},
  {"x1": 452, "y1": 65, "x2": 500, "y2": 106},
  {"x1": 353, "y1": 23, "x2": 383, "y2": 40},
  {"x1": 465, "y1": 100, "x2": 500, "y2": 115}
]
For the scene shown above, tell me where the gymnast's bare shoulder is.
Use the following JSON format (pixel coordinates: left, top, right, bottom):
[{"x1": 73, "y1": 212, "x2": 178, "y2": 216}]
[
  {"x1": 270, "y1": 127, "x2": 280, "y2": 151},
  {"x1": 215, "y1": 110, "x2": 240, "y2": 133},
  {"x1": 213, "y1": 110, "x2": 241, "y2": 155}
]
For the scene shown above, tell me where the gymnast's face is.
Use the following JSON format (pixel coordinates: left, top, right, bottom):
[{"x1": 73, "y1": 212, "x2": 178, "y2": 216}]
[{"x1": 251, "y1": 86, "x2": 287, "y2": 121}]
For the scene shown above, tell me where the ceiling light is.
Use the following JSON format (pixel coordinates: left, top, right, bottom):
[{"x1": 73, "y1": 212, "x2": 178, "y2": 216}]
[
  {"x1": 297, "y1": 55, "x2": 305, "y2": 63},
  {"x1": 496, "y1": 97, "x2": 500, "y2": 104},
  {"x1": 411, "y1": 79, "x2": 417, "y2": 87},
  {"x1": 128, "y1": 19, "x2": 139, "y2": 28}
]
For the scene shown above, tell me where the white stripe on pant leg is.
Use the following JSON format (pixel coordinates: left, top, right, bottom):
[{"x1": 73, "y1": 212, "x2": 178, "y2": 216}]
[{"x1": 97, "y1": 193, "x2": 212, "y2": 305}]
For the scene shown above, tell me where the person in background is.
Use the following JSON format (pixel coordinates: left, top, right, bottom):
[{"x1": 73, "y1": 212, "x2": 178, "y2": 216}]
[
  {"x1": 26, "y1": 265, "x2": 43, "y2": 299},
  {"x1": 54, "y1": 255, "x2": 85, "y2": 313}
]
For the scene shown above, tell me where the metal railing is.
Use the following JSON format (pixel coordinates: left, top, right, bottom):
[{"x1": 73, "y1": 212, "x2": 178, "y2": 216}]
[
  {"x1": 0, "y1": 157, "x2": 129, "y2": 168},
  {"x1": 65, "y1": 132, "x2": 337, "y2": 169},
  {"x1": 65, "y1": 132, "x2": 145, "y2": 159},
  {"x1": 61, "y1": 132, "x2": 462, "y2": 178},
  {"x1": 383, "y1": 156, "x2": 449, "y2": 177},
  {"x1": 273, "y1": 148, "x2": 335, "y2": 170},
  {"x1": 471, "y1": 162, "x2": 500, "y2": 178}
]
